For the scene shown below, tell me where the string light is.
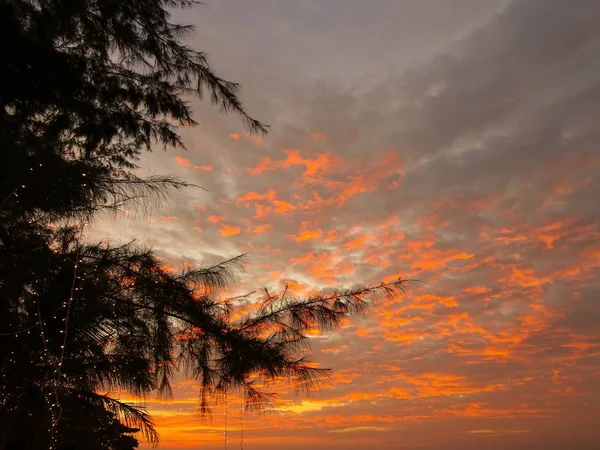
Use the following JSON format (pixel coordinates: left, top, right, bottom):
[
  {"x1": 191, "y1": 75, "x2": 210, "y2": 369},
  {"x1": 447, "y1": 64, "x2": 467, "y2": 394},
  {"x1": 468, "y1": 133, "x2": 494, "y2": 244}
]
[
  {"x1": 0, "y1": 195, "x2": 90, "y2": 449},
  {"x1": 240, "y1": 395, "x2": 245, "y2": 450},
  {"x1": 224, "y1": 391, "x2": 228, "y2": 450},
  {"x1": 46, "y1": 220, "x2": 89, "y2": 449},
  {"x1": 0, "y1": 306, "x2": 65, "y2": 337},
  {"x1": 0, "y1": 163, "x2": 43, "y2": 211},
  {"x1": 35, "y1": 300, "x2": 62, "y2": 449},
  {"x1": 0, "y1": 161, "x2": 291, "y2": 449}
]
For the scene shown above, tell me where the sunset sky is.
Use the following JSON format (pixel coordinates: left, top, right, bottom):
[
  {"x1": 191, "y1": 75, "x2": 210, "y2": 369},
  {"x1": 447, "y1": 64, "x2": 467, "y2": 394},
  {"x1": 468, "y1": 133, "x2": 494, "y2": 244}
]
[{"x1": 91, "y1": 0, "x2": 600, "y2": 449}]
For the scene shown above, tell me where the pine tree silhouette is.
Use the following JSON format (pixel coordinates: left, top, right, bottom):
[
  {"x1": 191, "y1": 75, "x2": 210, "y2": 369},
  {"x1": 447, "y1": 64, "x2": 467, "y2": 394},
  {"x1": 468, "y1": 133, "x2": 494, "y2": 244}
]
[{"x1": 0, "y1": 1, "x2": 406, "y2": 448}]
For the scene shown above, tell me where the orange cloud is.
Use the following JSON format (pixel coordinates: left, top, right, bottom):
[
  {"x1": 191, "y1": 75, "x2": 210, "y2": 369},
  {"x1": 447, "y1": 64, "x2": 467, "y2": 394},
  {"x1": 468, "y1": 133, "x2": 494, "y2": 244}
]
[
  {"x1": 237, "y1": 189, "x2": 297, "y2": 218},
  {"x1": 462, "y1": 286, "x2": 491, "y2": 295},
  {"x1": 219, "y1": 224, "x2": 241, "y2": 237},
  {"x1": 288, "y1": 221, "x2": 323, "y2": 242},
  {"x1": 272, "y1": 199, "x2": 296, "y2": 213},
  {"x1": 238, "y1": 189, "x2": 277, "y2": 203},
  {"x1": 248, "y1": 224, "x2": 273, "y2": 233},
  {"x1": 174, "y1": 156, "x2": 213, "y2": 171},
  {"x1": 344, "y1": 233, "x2": 372, "y2": 250},
  {"x1": 300, "y1": 149, "x2": 405, "y2": 208},
  {"x1": 247, "y1": 149, "x2": 343, "y2": 184},
  {"x1": 410, "y1": 248, "x2": 474, "y2": 271},
  {"x1": 291, "y1": 250, "x2": 356, "y2": 284},
  {"x1": 206, "y1": 215, "x2": 224, "y2": 223}
]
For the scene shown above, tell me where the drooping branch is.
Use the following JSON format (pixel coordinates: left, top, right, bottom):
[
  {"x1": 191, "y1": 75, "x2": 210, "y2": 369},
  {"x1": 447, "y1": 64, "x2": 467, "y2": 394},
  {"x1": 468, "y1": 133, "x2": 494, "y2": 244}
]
[{"x1": 58, "y1": 388, "x2": 159, "y2": 445}]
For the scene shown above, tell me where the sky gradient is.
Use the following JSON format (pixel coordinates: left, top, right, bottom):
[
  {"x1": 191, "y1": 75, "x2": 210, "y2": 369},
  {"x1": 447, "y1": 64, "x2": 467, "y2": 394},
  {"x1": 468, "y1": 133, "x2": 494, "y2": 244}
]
[{"x1": 91, "y1": 0, "x2": 600, "y2": 449}]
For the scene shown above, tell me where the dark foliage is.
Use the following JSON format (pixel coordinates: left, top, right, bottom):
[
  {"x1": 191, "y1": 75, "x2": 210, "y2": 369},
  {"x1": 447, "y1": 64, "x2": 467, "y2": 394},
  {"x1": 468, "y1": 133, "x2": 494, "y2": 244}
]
[{"x1": 0, "y1": 0, "x2": 406, "y2": 448}]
